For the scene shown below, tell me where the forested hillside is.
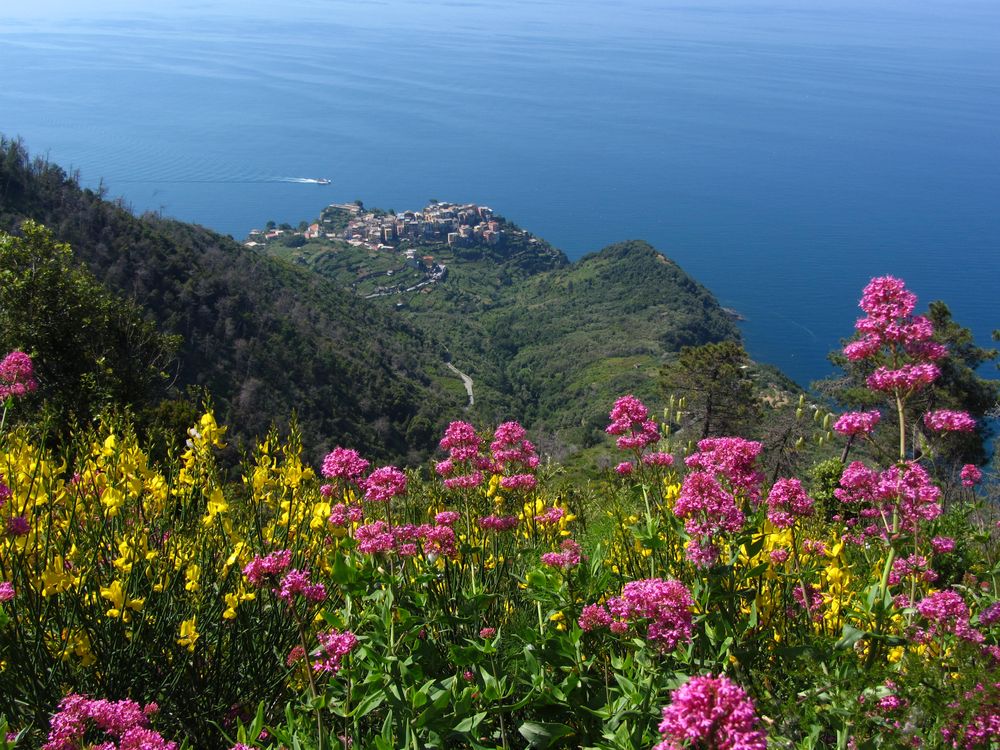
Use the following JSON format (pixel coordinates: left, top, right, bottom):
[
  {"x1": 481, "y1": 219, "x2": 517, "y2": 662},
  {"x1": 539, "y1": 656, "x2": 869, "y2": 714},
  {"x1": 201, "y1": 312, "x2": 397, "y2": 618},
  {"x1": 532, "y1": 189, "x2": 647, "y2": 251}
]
[{"x1": 0, "y1": 137, "x2": 459, "y2": 462}]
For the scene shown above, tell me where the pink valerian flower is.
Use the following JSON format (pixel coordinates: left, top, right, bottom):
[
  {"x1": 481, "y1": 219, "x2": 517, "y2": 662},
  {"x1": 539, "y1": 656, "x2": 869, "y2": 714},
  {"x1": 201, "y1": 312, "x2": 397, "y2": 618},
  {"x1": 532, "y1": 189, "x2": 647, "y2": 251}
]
[
  {"x1": 41, "y1": 694, "x2": 176, "y2": 750},
  {"x1": 876, "y1": 462, "x2": 942, "y2": 532},
  {"x1": 0, "y1": 351, "x2": 38, "y2": 400},
  {"x1": 769, "y1": 548, "x2": 790, "y2": 565},
  {"x1": 540, "y1": 539, "x2": 583, "y2": 570},
  {"x1": 801, "y1": 539, "x2": 828, "y2": 557},
  {"x1": 243, "y1": 549, "x2": 293, "y2": 586},
  {"x1": 961, "y1": 464, "x2": 983, "y2": 487},
  {"x1": 843, "y1": 335, "x2": 882, "y2": 362},
  {"x1": 867, "y1": 363, "x2": 940, "y2": 393},
  {"x1": 479, "y1": 627, "x2": 496, "y2": 639},
  {"x1": 643, "y1": 451, "x2": 675, "y2": 467},
  {"x1": 578, "y1": 603, "x2": 613, "y2": 631},
  {"x1": 684, "y1": 437, "x2": 764, "y2": 503},
  {"x1": 500, "y1": 474, "x2": 537, "y2": 491},
  {"x1": 653, "y1": 674, "x2": 766, "y2": 750},
  {"x1": 439, "y1": 421, "x2": 482, "y2": 462},
  {"x1": 791, "y1": 583, "x2": 824, "y2": 622},
  {"x1": 534, "y1": 506, "x2": 565, "y2": 526},
  {"x1": 835, "y1": 461, "x2": 880, "y2": 506},
  {"x1": 477, "y1": 515, "x2": 519, "y2": 532},
  {"x1": 311, "y1": 629, "x2": 358, "y2": 674},
  {"x1": 615, "y1": 461, "x2": 634, "y2": 476},
  {"x1": 674, "y1": 471, "x2": 745, "y2": 567},
  {"x1": 858, "y1": 276, "x2": 917, "y2": 327},
  {"x1": 833, "y1": 410, "x2": 881, "y2": 437},
  {"x1": 606, "y1": 395, "x2": 661, "y2": 452},
  {"x1": 321, "y1": 447, "x2": 369, "y2": 483},
  {"x1": 888, "y1": 555, "x2": 936, "y2": 587},
  {"x1": 490, "y1": 421, "x2": 540, "y2": 472},
  {"x1": 605, "y1": 578, "x2": 694, "y2": 651},
  {"x1": 421, "y1": 525, "x2": 458, "y2": 559},
  {"x1": 923, "y1": 409, "x2": 977, "y2": 433},
  {"x1": 6, "y1": 515, "x2": 29, "y2": 537},
  {"x1": 939, "y1": 682, "x2": 1000, "y2": 750},
  {"x1": 931, "y1": 536, "x2": 956, "y2": 554},
  {"x1": 765, "y1": 478, "x2": 815, "y2": 528},
  {"x1": 915, "y1": 590, "x2": 983, "y2": 643},
  {"x1": 978, "y1": 602, "x2": 1000, "y2": 628},
  {"x1": 328, "y1": 503, "x2": 364, "y2": 528},
  {"x1": 354, "y1": 521, "x2": 394, "y2": 554},
  {"x1": 443, "y1": 472, "x2": 483, "y2": 490},
  {"x1": 363, "y1": 466, "x2": 407, "y2": 503},
  {"x1": 434, "y1": 510, "x2": 460, "y2": 526},
  {"x1": 277, "y1": 569, "x2": 326, "y2": 604},
  {"x1": 0, "y1": 581, "x2": 13, "y2": 601}
]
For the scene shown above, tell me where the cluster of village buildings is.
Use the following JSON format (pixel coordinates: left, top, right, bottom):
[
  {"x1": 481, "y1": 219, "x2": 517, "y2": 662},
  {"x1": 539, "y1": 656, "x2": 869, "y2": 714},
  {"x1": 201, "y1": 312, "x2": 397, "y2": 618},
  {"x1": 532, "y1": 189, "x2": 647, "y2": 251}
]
[
  {"x1": 325, "y1": 201, "x2": 504, "y2": 251},
  {"x1": 244, "y1": 201, "x2": 509, "y2": 255}
]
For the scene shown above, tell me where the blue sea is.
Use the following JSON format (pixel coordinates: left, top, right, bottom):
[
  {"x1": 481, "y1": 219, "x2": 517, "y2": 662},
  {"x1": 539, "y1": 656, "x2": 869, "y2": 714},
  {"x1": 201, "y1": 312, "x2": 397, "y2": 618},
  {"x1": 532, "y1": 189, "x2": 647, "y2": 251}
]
[{"x1": 3, "y1": 0, "x2": 999, "y2": 386}]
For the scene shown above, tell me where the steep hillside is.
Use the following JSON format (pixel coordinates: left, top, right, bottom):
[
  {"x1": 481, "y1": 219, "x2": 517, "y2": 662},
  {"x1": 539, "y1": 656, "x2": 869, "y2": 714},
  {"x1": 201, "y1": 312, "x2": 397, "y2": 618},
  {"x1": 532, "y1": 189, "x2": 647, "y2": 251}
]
[
  {"x1": 253, "y1": 205, "x2": 741, "y2": 454},
  {"x1": 0, "y1": 137, "x2": 460, "y2": 462}
]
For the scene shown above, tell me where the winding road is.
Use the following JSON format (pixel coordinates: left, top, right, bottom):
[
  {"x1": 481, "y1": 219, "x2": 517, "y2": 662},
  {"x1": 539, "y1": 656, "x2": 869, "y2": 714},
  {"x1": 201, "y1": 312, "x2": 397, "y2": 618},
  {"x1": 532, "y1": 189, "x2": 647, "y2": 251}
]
[{"x1": 445, "y1": 362, "x2": 475, "y2": 409}]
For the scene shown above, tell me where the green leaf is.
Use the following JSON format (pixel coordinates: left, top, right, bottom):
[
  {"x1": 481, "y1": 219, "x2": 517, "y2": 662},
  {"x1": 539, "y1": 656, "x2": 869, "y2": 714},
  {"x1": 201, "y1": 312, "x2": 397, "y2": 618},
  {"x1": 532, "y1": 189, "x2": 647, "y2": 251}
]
[
  {"x1": 454, "y1": 711, "x2": 487, "y2": 733},
  {"x1": 835, "y1": 624, "x2": 867, "y2": 650},
  {"x1": 518, "y1": 721, "x2": 575, "y2": 748}
]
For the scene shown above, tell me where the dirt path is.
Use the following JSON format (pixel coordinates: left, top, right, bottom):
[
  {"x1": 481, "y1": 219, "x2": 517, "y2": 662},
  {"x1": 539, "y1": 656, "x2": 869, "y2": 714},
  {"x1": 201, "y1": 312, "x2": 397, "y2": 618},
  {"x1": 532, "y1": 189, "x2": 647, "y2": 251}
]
[{"x1": 445, "y1": 362, "x2": 474, "y2": 408}]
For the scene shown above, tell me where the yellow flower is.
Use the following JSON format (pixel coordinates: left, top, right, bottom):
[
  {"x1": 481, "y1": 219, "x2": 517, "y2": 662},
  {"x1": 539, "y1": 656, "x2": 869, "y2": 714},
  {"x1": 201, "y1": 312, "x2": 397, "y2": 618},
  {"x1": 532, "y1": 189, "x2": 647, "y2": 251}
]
[
  {"x1": 184, "y1": 564, "x2": 200, "y2": 593},
  {"x1": 100, "y1": 580, "x2": 144, "y2": 619},
  {"x1": 178, "y1": 617, "x2": 199, "y2": 652}
]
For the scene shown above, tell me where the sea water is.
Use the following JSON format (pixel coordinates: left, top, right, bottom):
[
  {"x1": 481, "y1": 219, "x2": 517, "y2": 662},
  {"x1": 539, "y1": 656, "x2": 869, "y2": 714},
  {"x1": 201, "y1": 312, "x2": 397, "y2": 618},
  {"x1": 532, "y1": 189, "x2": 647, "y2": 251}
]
[{"x1": 2, "y1": 0, "x2": 999, "y2": 386}]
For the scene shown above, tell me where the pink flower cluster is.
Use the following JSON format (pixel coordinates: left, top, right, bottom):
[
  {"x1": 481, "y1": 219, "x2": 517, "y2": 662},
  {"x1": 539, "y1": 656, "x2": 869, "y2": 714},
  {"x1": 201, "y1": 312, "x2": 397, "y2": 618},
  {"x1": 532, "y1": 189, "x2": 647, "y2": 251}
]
[
  {"x1": 0, "y1": 351, "x2": 38, "y2": 400},
  {"x1": 939, "y1": 682, "x2": 1000, "y2": 750},
  {"x1": 311, "y1": 629, "x2": 358, "y2": 674},
  {"x1": 844, "y1": 277, "x2": 945, "y2": 394},
  {"x1": 684, "y1": 437, "x2": 764, "y2": 503},
  {"x1": 835, "y1": 461, "x2": 941, "y2": 540},
  {"x1": 328, "y1": 503, "x2": 364, "y2": 528},
  {"x1": 923, "y1": 409, "x2": 977, "y2": 433},
  {"x1": 277, "y1": 569, "x2": 326, "y2": 604},
  {"x1": 540, "y1": 539, "x2": 583, "y2": 570},
  {"x1": 653, "y1": 674, "x2": 766, "y2": 750},
  {"x1": 477, "y1": 515, "x2": 519, "y2": 532},
  {"x1": 490, "y1": 421, "x2": 539, "y2": 491},
  {"x1": 833, "y1": 410, "x2": 881, "y2": 437},
  {"x1": 606, "y1": 395, "x2": 660, "y2": 452},
  {"x1": 765, "y1": 478, "x2": 815, "y2": 529},
  {"x1": 352, "y1": 519, "x2": 459, "y2": 559},
  {"x1": 243, "y1": 550, "x2": 293, "y2": 586},
  {"x1": 244, "y1": 552, "x2": 326, "y2": 605},
  {"x1": 581, "y1": 578, "x2": 693, "y2": 651},
  {"x1": 866, "y1": 363, "x2": 941, "y2": 393},
  {"x1": 961, "y1": 464, "x2": 983, "y2": 487},
  {"x1": 915, "y1": 589, "x2": 982, "y2": 643},
  {"x1": 533, "y1": 506, "x2": 565, "y2": 526},
  {"x1": 321, "y1": 447, "x2": 369, "y2": 484},
  {"x1": 436, "y1": 421, "x2": 487, "y2": 490},
  {"x1": 363, "y1": 466, "x2": 407, "y2": 502},
  {"x1": 42, "y1": 694, "x2": 175, "y2": 750},
  {"x1": 674, "y1": 471, "x2": 745, "y2": 568},
  {"x1": 0, "y1": 581, "x2": 14, "y2": 601},
  {"x1": 0, "y1": 476, "x2": 10, "y2": 507},
  {"x1": 888, "y1": 554, "x2": 937, "y2": 587}
]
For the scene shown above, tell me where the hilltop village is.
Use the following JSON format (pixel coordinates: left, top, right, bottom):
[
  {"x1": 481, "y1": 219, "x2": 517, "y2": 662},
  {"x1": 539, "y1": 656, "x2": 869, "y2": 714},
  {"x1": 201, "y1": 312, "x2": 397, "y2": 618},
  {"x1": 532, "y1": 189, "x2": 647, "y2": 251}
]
[
  {"x1": 245, "y1": 200, "x2": 531, "y2": 253},
  {"x1": 244, "y1": 200, "x2": 550, "y2": 299}
]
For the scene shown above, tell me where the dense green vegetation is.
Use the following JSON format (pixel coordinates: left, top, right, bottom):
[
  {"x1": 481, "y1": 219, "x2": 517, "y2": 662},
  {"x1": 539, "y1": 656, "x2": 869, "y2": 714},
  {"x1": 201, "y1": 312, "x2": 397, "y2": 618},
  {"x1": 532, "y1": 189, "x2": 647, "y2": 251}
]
[
  {"x1": 256, "y1": 205, "x2": 741, "y2": 457},
  {"x1": 0, "y1": 137, "x2": 461, "y2": 463}
]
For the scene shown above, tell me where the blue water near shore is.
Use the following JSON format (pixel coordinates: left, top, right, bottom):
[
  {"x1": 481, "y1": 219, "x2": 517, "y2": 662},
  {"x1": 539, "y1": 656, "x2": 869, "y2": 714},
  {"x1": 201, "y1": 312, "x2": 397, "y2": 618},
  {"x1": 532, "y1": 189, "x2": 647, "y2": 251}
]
[{"x1": 3, "y1": 0, "x2": 999, "y2": 386}]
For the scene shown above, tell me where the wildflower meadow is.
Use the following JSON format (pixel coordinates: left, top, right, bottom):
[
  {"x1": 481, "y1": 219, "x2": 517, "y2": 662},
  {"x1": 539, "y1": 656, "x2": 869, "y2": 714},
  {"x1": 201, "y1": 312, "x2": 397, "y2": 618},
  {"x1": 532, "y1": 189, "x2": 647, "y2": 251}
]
[{"x1": 0, "y1": 277, "x2": 998, "y2": 749}]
